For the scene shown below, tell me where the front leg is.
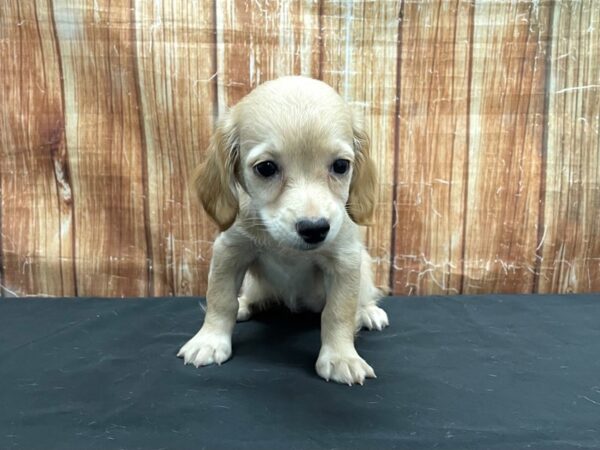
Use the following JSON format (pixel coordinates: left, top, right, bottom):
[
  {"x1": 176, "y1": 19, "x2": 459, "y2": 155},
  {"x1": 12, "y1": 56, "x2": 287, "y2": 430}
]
[
  {"x1": 178, "y1": 234, "x2": 251, "y2": 367},
  {"x1": 316, "y1": 248, "x2": 376, "y2": 385}
]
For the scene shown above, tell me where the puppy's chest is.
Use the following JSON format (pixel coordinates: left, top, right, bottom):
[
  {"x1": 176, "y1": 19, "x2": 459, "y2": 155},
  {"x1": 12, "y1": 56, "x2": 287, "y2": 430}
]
[{"x1": 256, "y1": 252, "x2": 326, "y2": 308}]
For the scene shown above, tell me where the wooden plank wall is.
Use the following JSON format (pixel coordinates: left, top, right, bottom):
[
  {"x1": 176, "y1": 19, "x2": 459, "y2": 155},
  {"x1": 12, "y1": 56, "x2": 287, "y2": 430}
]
[{"x1": 0, "y1": 0, "x2": 598, "y2": 297}]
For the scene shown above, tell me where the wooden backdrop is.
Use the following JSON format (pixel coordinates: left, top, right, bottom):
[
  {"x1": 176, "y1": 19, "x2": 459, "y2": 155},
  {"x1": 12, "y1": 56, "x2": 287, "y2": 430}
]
[{"x1": 1, "y1": 0, "x2": 599, "y2": 297}]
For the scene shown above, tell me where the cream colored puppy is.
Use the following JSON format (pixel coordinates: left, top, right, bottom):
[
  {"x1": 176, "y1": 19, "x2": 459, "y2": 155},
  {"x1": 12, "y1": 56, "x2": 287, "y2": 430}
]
[{"x1": 178, "y1": 76, "x2": 389, "y2": 385}]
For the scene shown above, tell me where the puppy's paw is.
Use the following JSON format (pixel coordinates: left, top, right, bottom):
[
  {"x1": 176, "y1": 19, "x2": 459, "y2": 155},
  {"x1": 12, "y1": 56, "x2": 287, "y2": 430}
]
[
  {"x1": 315, "y1": 347, "x2": 376, "y2": 386},
  {"x1": 236, "y1": 306, "x2": 252, "y2": 322},
  {"x1": 236, "y1": 296, "x2": 252, "y2": 322},
  {"x1": 358, "y1": 305, "x2": 389, "y2": 331},
  {"x1": 177, "y1": 329, "x2": 232, "y2": 367}
]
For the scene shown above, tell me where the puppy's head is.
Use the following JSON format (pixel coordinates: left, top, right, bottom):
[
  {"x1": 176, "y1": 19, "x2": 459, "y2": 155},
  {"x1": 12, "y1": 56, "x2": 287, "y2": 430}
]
[{"x1": 193, "y1": 76, "x2": 377, "y2": 250}]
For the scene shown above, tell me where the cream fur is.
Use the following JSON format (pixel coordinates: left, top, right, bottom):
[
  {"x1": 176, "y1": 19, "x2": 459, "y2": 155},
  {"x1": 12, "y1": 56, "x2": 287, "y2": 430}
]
[{"x1": 178, "y1": 76, "x2": 389, "y2": 385}]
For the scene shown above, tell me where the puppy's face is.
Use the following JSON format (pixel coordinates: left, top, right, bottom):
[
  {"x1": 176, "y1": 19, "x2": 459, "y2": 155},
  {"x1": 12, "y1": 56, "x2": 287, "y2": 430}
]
[
  {"x1": 240, "y1": 131, "x2": 354, "y2": 250},
  {"x1": 195, "y1": 77, "x2": 377, "y2": 250}
]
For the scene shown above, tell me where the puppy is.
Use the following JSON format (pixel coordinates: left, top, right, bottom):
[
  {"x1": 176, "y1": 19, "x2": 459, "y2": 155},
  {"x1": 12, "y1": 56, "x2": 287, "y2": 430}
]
[{"x1": 178, "y1": 76, "x2": 389, "y2": 385}]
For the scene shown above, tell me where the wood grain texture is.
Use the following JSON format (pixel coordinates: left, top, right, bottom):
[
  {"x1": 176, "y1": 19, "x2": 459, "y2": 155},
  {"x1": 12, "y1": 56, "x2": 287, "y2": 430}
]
[
  {"x1": 216, "y1": 0, "x2": 320, "y2": 108},
  {"x1": 320, "y1": 0, "x2": 399, "y2": 290},
  {"x1": 462, "y1": 0, "x2": 550, "y2": 294},
  {"x1": 133, "y1": 0, "x2": 216, "y2": 296},
  {"x1": 538, "y1": 0, "x2": 600, "y2": 293},
  {"x1": 393, "y1": 0, "x2": 471, "y2": 295},
  {"x1": 52, "y1": 0, "x2": 148, "y2": 296},
  {"x1": 0, "y1": 1, "x2": 75, "y2": 297},
  {"x1": 1, "y1": 0, "x2": 599, "y2": 297}
]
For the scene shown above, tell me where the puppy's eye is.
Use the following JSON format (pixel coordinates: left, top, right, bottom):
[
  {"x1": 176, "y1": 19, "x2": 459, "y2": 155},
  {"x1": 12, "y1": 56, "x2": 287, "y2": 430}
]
[
  {"x1": 254, "y1": 161, "x2": 279, "y2": 178},
  {"x1": 331, "y1": 159, "x2": 350, "y2": 175}
]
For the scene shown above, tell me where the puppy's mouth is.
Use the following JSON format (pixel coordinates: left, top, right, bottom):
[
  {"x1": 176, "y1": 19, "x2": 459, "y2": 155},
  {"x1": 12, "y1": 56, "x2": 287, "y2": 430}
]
[
  {"x1": 296, "y1": 240, "x2": 325, "y2": 251},
  {"x1": 274, "y1": 233, "x2": 327, "y2": 251}
]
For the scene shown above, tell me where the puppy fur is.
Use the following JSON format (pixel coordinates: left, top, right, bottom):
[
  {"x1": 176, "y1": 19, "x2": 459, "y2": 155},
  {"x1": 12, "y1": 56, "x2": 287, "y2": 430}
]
[{"x1": 178, "y1": 76, "x2": 389, "y2": 385}]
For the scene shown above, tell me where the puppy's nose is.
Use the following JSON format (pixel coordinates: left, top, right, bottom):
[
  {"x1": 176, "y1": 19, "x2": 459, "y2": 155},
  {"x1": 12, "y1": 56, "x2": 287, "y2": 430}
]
[{"x1": 296, "y1": 218, "x2": 330, "y2": 244}]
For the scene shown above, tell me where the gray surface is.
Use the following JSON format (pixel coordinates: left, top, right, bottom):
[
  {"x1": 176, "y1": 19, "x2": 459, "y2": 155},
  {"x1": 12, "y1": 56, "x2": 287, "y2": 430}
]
[{"x1": 1, "y1": 294, "x2": 600, "y2": 449}]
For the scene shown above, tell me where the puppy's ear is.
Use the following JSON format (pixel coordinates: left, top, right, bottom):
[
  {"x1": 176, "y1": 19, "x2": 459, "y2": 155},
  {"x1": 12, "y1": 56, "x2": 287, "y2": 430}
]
[
  {"x1": 191, "y1": 114, "x2": 240, "y2": 230},
  {"x1": 347, "y1": 117, "x2": 377, "y2": 225}
]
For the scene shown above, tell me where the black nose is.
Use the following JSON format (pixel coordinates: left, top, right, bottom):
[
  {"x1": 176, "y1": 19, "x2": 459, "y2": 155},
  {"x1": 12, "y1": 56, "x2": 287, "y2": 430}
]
[{"x1": 296, "y1": 218, "x2": 330, "y2": 244}]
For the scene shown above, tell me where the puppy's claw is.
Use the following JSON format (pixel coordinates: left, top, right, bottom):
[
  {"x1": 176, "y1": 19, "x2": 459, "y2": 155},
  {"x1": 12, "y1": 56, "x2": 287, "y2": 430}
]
[
  {"x1": 365, "y1": 364, "x2": 376, "y2": 379},
  {"x1": 358, "y1": 305, "x2": 389, "y2": 331},
  {"x1": 178, "y1": 329, "x2": 232, "y2": 368},
  {"x1": 316, "y1": 349, "x2": 375, "y2": 386}
]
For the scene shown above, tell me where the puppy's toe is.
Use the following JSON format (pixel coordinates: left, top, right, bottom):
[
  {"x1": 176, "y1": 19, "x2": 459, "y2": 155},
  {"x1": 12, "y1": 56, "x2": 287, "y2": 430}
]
[
  {"x1": 236, "y1": 295, "x2": 254, "y2": 322},
  {"x1": 315, "y1": 348, "x2": 376, "y2": 386},
  {"x1": 236, "y1": 305, "x2": 252, "y2": 322},
  {"x1": 178, "y1": 330, "x2": 232, "y2": 367},
  {"x1": 358, "y1": 305, "x2": 389, "y2": 331}
]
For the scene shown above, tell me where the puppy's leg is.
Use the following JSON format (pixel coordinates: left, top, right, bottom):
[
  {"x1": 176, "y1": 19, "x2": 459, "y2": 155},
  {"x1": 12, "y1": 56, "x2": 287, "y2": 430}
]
[
  {"x1": 356, "y1": 249, "x2": 389, "y2": 331},
  {"x1": 316, "y1": 248, "x2": 376, "y2": 385},
  {"x1": 237, "y1": 270, "x2": 273, "y2": 322},
  {"x1": 178, "y1": 235, "x2": 251, "y2": 367}
]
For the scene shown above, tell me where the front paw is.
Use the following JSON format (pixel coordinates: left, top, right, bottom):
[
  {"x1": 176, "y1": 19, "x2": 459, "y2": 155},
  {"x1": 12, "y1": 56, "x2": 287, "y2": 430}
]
[
  {"x1": 358, "y1": 305, "x2": 389, "y2": 331},
  {"x1": 177, "y1": 329, "x2": 232, "y2": 367},
  {"x1": 315, "y1": 347, "x2": 376, "y2": 386}
]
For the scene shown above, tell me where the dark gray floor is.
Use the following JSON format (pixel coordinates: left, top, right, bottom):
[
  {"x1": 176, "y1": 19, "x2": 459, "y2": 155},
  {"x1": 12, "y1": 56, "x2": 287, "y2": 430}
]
[{"x1": 1, "y1": 294, "x2": 599, "y2": 449}]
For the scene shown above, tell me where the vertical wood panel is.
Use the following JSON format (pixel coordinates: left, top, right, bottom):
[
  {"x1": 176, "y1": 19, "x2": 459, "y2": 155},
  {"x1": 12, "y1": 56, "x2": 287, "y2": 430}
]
[
  {"x1": 1, "y1": 0, "x2": 599, "y2": 297},
  {"x1": 320, "y1": 0, "x2": 399, "y2": 290},
  {"x1": 0, "y1": 1, "x2": 75, "y2": 296},
  {"x1": 216, "y1": 0, "x2": 320, "y2": 108},
  {"x1": 462, "y1": 0, "x2": 550, "y2": 294},
  {"x1": 134, "y1": 0, "x2": 216, "y2": 296},
  {"x1": 539, "y1": 1, "x2": 600, "y2": 293},
  {"x1": 393, "y1": 0, "x2": 471, "y2": 295},
  {"x1": 52, "y1": 1, "x2": 148, "y2": 296}
]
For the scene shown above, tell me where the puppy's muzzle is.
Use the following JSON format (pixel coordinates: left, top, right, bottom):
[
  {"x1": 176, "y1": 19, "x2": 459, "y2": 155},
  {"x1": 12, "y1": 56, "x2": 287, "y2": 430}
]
[{"x1": 296, "y1": 218, "x2": 330, "y2": 244}]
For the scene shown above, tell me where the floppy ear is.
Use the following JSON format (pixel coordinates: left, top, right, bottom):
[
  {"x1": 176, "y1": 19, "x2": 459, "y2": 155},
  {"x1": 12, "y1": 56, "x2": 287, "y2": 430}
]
[
  {"x1": 190, "y1": 114, "x2": 240, "y2": 231},
  {"x1": 347, "y1": 118, "x2": 377, "y2": 225}
]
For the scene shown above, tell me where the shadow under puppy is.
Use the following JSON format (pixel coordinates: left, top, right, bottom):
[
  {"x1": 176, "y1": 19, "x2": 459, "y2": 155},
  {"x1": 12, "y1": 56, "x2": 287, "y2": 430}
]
[{"x1": 178, "y1": 76, "x2": 389, "y2": 385}]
